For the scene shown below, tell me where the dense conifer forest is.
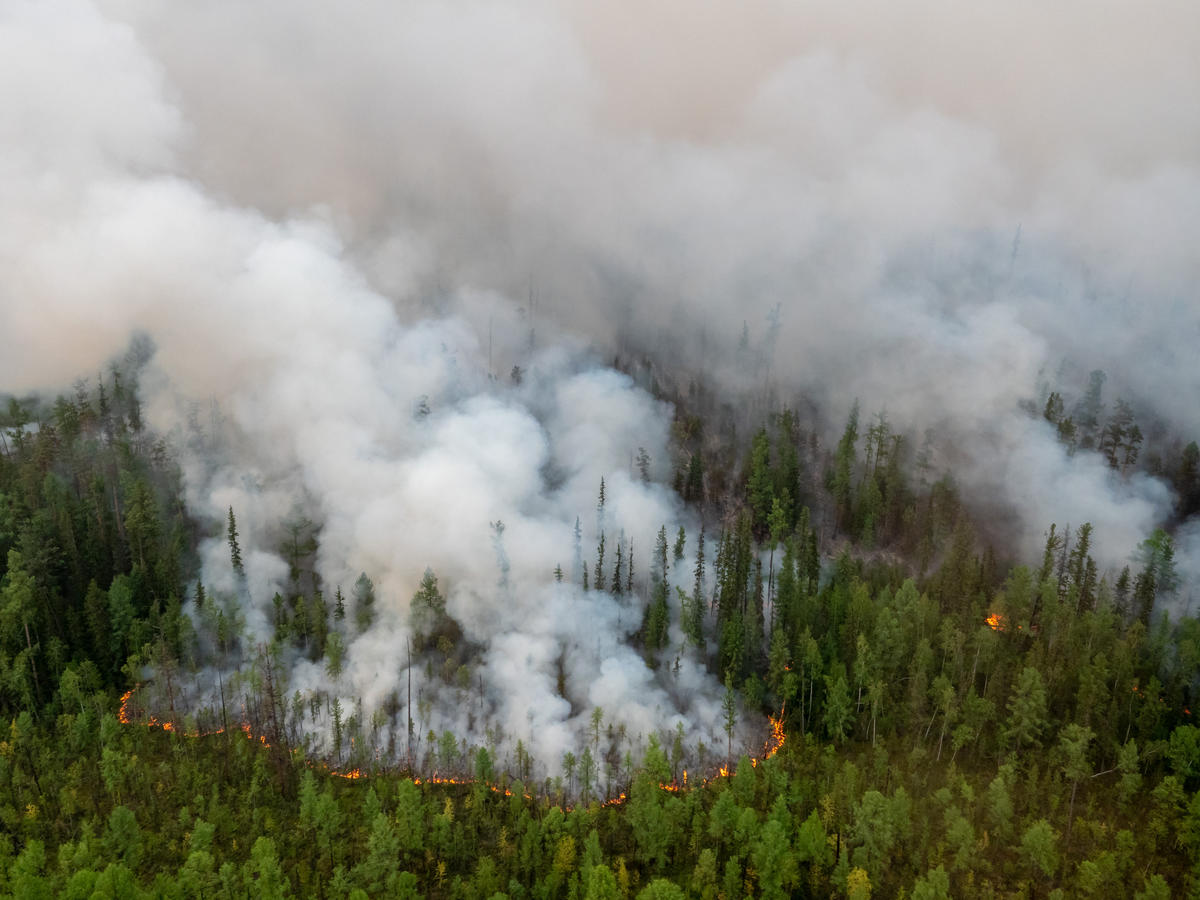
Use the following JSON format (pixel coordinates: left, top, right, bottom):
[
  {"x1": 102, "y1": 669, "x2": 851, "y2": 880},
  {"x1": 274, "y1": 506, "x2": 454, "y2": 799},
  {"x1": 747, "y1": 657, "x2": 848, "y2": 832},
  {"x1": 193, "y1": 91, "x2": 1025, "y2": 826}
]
[
  {"x1": 2, "y1": 361, "x2": 1198, "y2": 899},
  {"x1": 4, "y1": 3, "x2": 1200, "y2": 898}
]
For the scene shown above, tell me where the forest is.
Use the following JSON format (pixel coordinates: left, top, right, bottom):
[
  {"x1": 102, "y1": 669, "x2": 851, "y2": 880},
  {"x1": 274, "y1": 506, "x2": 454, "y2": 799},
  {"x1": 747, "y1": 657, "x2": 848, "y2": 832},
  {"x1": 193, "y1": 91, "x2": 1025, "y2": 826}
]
[
  {"x1": 4, "y1": 3, "x2": 1200, "y2": 898},
  {"x1": 1, "y1": 357, "x2": 1198, "y2": 900}
]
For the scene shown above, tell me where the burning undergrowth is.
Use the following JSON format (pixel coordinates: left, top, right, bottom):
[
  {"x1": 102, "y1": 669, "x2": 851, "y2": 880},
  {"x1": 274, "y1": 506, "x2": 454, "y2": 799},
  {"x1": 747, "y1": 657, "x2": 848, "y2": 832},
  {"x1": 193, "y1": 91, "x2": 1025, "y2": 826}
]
[
  {"x1": 105, "y1": 334, "x2": 772, "y2": 788},
  {"x1": 119, "y1": 681, "x2": 787, "y2": 802}
]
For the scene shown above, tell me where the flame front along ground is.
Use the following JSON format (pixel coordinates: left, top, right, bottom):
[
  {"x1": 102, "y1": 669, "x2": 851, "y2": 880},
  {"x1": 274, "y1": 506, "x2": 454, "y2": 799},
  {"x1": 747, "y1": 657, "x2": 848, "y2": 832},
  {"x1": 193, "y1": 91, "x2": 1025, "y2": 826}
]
[{"x1": 118, "y1": 685, "x2": 789, "y2": 806}]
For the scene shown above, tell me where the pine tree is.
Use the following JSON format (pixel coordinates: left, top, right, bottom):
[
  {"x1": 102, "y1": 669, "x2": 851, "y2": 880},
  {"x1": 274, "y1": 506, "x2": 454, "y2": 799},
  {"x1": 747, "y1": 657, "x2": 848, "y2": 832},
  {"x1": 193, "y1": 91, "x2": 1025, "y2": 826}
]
[
  {"x1": 410, "y1": 568, "x2": 446, "y2": 650},
  {"x1": 830, "y1": 402, "x2": 859, "y2": 532},
  {"x1": 644, "y1": 526, "x2": 671, "y2": 654},
  {"x1": 685, "y1": 452, "x2": 705, "y2": 504},
  {"x1": 689, "y1": 527, "x2": 707, "y2": 648},
  {"x1": 573, "y1": 517, "x2": 583, "y2": 585},
  {"x1": 774, "y1": 408, "x2": 801, "y2": 530},
  {"x1": 227, "y1": 506, "x2": 244, "y2": 577},
  {"x1": 747, "y1": 428, "x2": 773, "y2": 537},
  {"x1": 823, "y1": 670, "x2": 853, "y2": 745},
  {"x1": 766, "y1": 496, "x2": 788, "y2": 622},
  {"x1": 611, "y1": 536, "x2": 624, "y2": 596},
  {"x1": 594, "y1": 532, "x2": 606, "y2": 593},
  {"x1": 325, "y1": 632, "x2": 346, "y2": 680},
  {"x1": 1114, "y1": 566, "x2": 1132, "y2": 617},
  {"x1": 353, "y1": 573, "x2": 376, "y2": 633},
  {"x1": 722, "y1": 671, "x2": 737, "y2": 764},
  {"x1": 636, "y1": 447, "x2": 651, "y2": 482},
  {"x1": 1005, "y1": 666, "x2": 1048, "y2": 752}
]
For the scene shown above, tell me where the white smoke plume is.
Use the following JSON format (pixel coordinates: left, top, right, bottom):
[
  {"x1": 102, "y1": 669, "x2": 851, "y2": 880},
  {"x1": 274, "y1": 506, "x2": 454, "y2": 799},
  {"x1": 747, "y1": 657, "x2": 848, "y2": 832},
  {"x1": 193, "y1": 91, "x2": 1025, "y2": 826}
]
[
  {"x1": 2, "y1": 0, "x2": 1199, "y2": 771},
  {"x1": 0, "y1": 0, "x2": 746, "y2": 774},
  {"x1": 91, "y1": 0, "x2": 1200, "y2": 568}
]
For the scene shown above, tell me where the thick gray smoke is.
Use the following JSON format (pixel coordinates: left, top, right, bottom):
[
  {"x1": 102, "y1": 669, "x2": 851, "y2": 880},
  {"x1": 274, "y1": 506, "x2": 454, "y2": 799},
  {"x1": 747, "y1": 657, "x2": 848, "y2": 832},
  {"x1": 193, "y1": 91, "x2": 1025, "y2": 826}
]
[
  {"x1": 0, "y1": 0, "x2": 740, "y2": 773},
  {"x1": 85, "y1": 0, "x2": 1200, "y2": 568},
  {"x1": 2, "y1": 0, "x2": 1199, "y2": 768}
]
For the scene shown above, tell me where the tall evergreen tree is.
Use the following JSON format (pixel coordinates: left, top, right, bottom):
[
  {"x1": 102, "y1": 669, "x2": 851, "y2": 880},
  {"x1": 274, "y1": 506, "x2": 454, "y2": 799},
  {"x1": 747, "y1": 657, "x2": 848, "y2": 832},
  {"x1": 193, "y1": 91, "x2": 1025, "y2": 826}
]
[
  {"x1": 227, "y1": 506, "x2": 244, "y2": 577},
  {"x1": 353, "y1": 572, "x2": 376, "y2": 633}
]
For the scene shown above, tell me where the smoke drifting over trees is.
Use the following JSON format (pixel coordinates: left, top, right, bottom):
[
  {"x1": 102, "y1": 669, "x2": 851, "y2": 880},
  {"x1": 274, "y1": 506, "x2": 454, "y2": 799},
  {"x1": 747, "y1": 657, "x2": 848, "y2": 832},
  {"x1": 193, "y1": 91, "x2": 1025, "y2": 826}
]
[{"x1": 3, "y1": 0, "x2": 1200, "y2": 773}]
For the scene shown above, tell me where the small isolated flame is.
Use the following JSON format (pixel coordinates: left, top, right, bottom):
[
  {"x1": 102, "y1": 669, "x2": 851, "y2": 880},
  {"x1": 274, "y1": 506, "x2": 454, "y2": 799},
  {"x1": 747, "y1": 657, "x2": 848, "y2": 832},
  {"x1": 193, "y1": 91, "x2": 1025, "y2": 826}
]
[{"x1": 986, "y1": 613, "x2": 1006, "y2": 632}]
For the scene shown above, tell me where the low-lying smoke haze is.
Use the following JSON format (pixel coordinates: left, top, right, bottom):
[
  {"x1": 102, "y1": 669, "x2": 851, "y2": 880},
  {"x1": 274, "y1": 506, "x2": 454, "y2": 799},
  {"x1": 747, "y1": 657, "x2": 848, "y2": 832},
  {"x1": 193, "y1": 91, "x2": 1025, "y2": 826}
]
[{"x1": 3, "y1": 0, "x2": 1199, "y2": 765}]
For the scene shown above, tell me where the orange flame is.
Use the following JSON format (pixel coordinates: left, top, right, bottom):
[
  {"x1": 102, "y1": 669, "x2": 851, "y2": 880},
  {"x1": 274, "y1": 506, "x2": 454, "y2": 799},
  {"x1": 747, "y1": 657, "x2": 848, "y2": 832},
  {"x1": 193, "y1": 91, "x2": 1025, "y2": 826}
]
[
  {"x1": 119, "y1": 684, "x2": 791, "y2": 806},
  {"x1": 765, "y1": 715, "x2": 786, "y2": 759}
]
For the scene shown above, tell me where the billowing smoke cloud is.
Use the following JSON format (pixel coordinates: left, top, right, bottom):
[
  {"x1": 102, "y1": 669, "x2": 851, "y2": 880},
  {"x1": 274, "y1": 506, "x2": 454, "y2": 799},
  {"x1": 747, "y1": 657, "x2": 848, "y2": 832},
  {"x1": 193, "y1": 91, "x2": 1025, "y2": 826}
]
[
  {"x1": 0, "y1": 0, "x2": 743, "y2": 773},
  {"x1": 2, "y1": 0, "x2": 1199, "y2": 769},
  {"x1": 87, "y1": 0, "x2": 1199, "y2": 566}
]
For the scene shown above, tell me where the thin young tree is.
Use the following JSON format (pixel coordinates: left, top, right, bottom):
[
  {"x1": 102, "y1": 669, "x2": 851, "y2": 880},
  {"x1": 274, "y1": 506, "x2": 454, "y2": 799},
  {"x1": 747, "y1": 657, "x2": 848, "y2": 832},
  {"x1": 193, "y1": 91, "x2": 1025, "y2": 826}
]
[{"x1": 227, "y1": 506, "x2": 244, "y2": 577}]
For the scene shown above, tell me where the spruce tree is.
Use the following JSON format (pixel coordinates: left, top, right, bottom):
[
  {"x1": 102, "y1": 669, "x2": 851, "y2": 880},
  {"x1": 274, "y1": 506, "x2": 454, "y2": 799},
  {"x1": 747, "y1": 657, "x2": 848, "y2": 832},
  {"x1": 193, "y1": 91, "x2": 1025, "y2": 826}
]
[
  {"x1": 353, "y1": 573, "x2": 376, "y2": 633},
  {"x1": 227, "y1": 506, "x2": 244, "y2": 576},
  {"x1": 594, "y1": 532, "x2": 606, "y2": 593}
]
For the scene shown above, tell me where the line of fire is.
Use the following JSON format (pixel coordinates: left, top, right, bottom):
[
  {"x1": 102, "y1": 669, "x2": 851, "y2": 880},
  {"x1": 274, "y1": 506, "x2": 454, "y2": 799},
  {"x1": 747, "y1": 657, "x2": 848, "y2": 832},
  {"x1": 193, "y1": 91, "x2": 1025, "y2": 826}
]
[{"x1": 118, "y1": 687, "x2": 789, "y2": 808}]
